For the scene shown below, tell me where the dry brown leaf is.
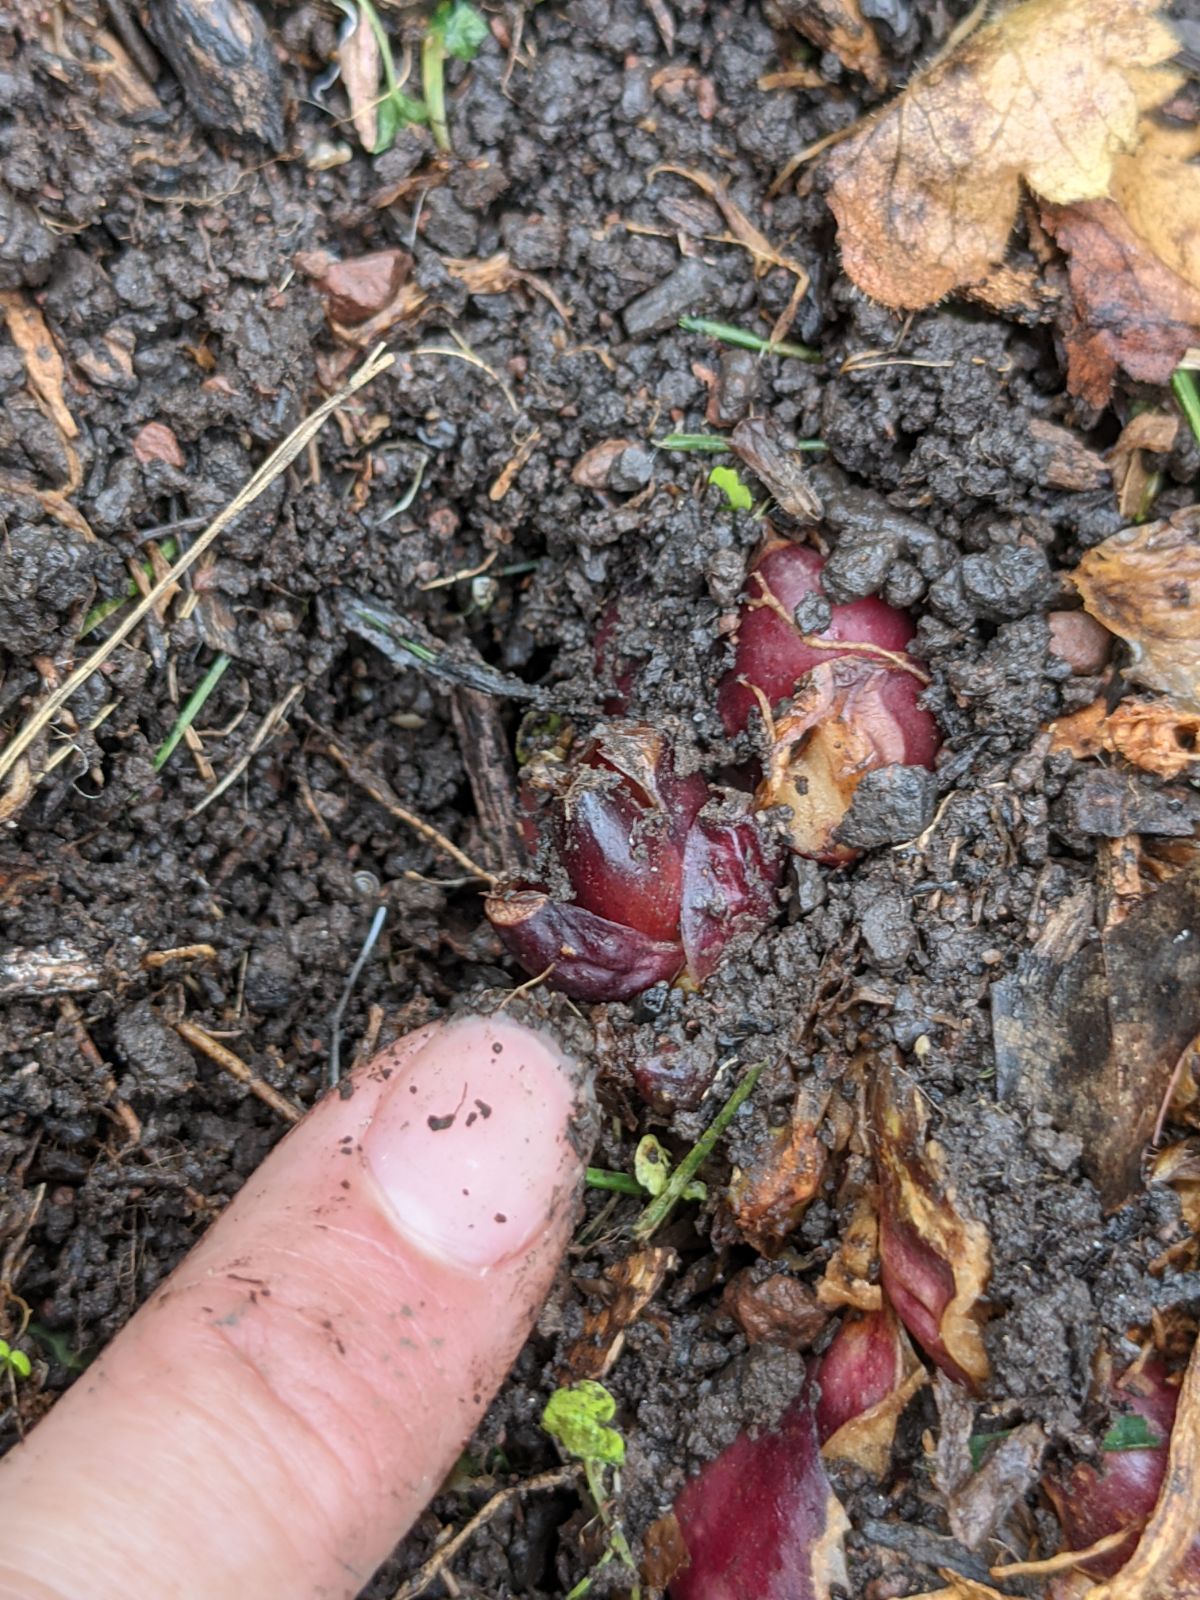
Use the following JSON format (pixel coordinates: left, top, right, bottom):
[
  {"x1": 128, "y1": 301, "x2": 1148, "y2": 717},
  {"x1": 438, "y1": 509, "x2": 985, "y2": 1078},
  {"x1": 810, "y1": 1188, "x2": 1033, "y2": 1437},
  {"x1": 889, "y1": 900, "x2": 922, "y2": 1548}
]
[
  {"x1": 1073, "y1": 510, "x2": 1200, "y2": 712},
  {"x1": 874, "y1": 1057, "x2": 991, "y2": 1387},
  {"x1": 1050, "y1": 697, "x2": 1200, "y2": 780},
  {"x1": 337, "y1": 9, "x2": 382, "y2": 152},
  {"x1": 769, "y1": 0, "x2": 886, "y2": 90},
  {"x1": 1110, "y1": 410, "x2": 1179, "y2": 520},
  {"x1": 1028, "y1": 419, "x2": 1111, "y2": 492},
  {"x1": 729, "y1": 1076, "x2": 832, "y2": 1250},
  {"x1": 564, "y1": 1246, "x2": 677, "y2": 1380},
  {"x1": 825, "y1": 0, "x2": 1181, "y2": 309},
  {"x1": 650, "y1": 164, "x2": 810, "y2": 294},
  {"x1": 1088, "y1": 1334, "x2": 1200, "y2": 1598},
  {"x1": 0, "y1": 290, "x2": 78, "y2": 441},
  {"x1": 132, "y1": 421, "x2": 186, "y2": 469},
  {"x1": 571, "y1": 438, "x2": 632, "y2": 488},
  {"x1": 993, "y1": 861, "x2": 1200, "y2": 1206},
  {"x1": 1042, "y1": 196, "x2": 1200, "y2": 406}
]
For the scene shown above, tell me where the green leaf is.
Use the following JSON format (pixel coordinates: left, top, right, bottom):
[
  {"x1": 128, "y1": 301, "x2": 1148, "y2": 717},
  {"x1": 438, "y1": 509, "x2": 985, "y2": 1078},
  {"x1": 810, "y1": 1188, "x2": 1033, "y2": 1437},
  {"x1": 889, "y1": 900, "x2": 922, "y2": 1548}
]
[
  {"x1": 431, "y1": 0, "x2": 488, "y2": 60},
  {"x1": 708, "y1": 465, "x2": 753, "y2": 511},
  {"x1": 542, "y1": 1380, "x2": 626, "y2": 1468},
  {"x1": 634, "y1": 1135, "x2": 671, "y2": 1197},
  {"x1": 967, "y1": 1429, "x2": 1010, "y2": 1470},
  {"x1": 373, "y1": 87, "x2": 428, "y2": 152},
  {"x1": 1102, "y1": 1412, "x2": 1162, "y2": 1453},
  {"x1": 8, "y1": 1349, "x2": 31, "y2": 1379}
]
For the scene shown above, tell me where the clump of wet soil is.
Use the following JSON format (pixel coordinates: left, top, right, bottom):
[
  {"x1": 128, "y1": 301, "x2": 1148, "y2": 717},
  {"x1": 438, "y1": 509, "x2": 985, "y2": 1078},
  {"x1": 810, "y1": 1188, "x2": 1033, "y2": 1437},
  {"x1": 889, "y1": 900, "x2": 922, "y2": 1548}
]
[{"x1": 2, "y1": 1, "x2": 1198, "y2": 1595}]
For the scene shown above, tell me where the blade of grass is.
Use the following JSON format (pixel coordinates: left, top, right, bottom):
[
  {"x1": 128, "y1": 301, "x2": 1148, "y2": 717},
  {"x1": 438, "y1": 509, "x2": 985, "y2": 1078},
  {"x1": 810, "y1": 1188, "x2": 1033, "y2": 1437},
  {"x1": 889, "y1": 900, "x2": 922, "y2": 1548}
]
[
  {"x1": 679, "y1": 314, "x2": 820, "y2": 362},
  {"x1": 654, "y1": 434, "x2": 731, "y2": 453},
  {"x1": 632, "y1": 1062, "x2": 762, "y2": 1240},
  {"x1": 80, "y1": 537, "x2": 180, "y2": 637},
  {"x1": 422, "y1": 28, "x2": 449, "y2": 150},
  {"x1": 154, "y1": 652, "x2": 231, "y2": 772},
  {"x1": 1172, "y1": 365, "x2": 1200, "y2": 450}
]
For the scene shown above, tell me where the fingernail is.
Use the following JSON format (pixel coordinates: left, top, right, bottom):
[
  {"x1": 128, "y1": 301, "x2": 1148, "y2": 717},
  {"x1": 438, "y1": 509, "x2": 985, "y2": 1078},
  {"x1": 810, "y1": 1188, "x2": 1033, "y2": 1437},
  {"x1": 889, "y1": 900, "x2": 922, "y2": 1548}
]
[{"x1": 363, "y1": 1016, "x2": 583, "y2": 1271}]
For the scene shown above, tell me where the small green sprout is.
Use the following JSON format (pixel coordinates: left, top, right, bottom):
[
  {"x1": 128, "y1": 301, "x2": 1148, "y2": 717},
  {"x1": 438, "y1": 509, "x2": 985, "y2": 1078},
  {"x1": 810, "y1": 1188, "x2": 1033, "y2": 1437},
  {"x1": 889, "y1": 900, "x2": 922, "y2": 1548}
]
[
  {"x1": 0, "y1": 1340, "x2": 31, "y2": 1381},
  {"x1": 708, "y1": 464, "x2": 753, "y2": 511},
  {"x1": 1172, "y1": 362, "x2": 1200, "y2": 450},
  {"x1": 584, "y1": 1137, "x2": 706, "y2": 1205},
  {"x1": 542, "y1": 1382, "x2": 639, "y2": 1600},
  {"x1": 543, "y1": 1380, "x2": 626, "y2": 1471},
  {"x1": 423, "y1": 0, "x2": 488, "y2": 152},
  {"x1": 633, "y1": 1135, "x2": 706, "y2": 1202},
  {"x1": 654, "y1": 432, "x2": 730, "y2": 453},
  {"x1": 356, "y1": 0, "x2": 428, "y2": 153},
  {"x1": 679, "y1": 314, "x2": 821, "y2": 362},
  {"x1": 969, "y1": 1412, "x2": 1160, "y2": 1471}
]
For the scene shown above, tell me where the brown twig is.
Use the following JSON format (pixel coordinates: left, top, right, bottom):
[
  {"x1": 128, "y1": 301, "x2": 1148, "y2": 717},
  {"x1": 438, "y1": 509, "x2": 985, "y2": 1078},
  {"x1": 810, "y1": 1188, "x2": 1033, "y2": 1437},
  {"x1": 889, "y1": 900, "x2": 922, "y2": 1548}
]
[
  {"x1": 59, "y1": 996, "x2": 142, "y2": 1145},
  {"x1": 173, "y1": 1019, "x2": 303, "y2": 1123},
  {"x1": 325, "y1": 740, "x2": 496, "y2": 885},
  {"x1": 392, "y1": 1466, "x2": 581, "y2": 1600}
]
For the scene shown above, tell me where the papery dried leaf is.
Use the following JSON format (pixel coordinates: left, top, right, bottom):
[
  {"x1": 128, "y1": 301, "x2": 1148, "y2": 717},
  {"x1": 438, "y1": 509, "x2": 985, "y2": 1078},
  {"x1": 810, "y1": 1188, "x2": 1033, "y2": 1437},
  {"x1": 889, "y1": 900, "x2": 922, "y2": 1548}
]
[
  {"x1": 1050, "y1": 697, "x2": 1200, "y2": 780},
  {"x1": 337, "y1": 8, "x2": 383, "y2": 151},
  {"x1": 1073, "y1": 512, "x2": 1200, "y2": 712},
  {"x1": 825, "y1": 0, "x2": 1180, "y2": 309},
  {"x1": 1043, "y1": 196, "x2": 1200, "y2": 405},
  {"x1": 817, "y1": 1308, "x2": 927, "y2": 1477},
  {"x1": 758, "y1": 658, "x2": 920, "y2": 863},
  {"x1": 672, "y1": 1393, "x2": 849, "y2": 1599},
  {"x1": 874, "y1": 1057, "x2": 990, "y2": 1387},
  {"x1": 949, "y1": 1423, "x2": 1047, "y2": 1551},
  {"x1": 993, "y1": 859, "x2": 1200, "y2": 1206},
  {"x1": 1, "y1": 291, "x2": 78, "y2": 441},
  {"x1": 817, "y1": 1189, "x2": 882, "y2": 1312},
  {"x1": 729, "y1": 1078, "x2": 832, "y2": 1251},
  {"x1": 730, "y1": 416, "x2": 823, "y2": 522},
  {"x1": 770, "y1": 0, "x2": 886, "y2": 89},
  {"x1": 565, "y1": 1246, "x2": 677, "y2": 1380}
]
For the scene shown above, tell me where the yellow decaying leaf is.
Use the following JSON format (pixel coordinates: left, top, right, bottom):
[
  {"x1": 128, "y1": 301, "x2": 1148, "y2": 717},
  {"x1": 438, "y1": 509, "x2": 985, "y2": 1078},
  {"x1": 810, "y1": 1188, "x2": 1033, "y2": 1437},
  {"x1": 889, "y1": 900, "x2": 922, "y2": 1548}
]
[
  {"x1": 825, "y1": 0, "x2": 1181, "y2": 309},
  {"x1": 1072, "y1": 510, "x2": 1200, "y2": 713}
]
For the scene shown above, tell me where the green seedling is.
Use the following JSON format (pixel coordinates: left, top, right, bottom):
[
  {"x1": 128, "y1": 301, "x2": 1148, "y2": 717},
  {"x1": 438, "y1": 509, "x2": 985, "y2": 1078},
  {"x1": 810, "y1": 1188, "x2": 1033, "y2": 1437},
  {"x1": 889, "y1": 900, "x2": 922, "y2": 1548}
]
[
  {"x1": 584, "y1": 1136, "x2": 706, "y2": 1205},
  {"x1": 542, "y1": 1382, "x2": 639, "y2": 1599},
  {"x1": 708, "y1": 464, "x2": 753, "y2": 511},
  {"x1": 0, "y1": 1340, "x2": 31, "y2": 1380},
  {"x1": 654, "y1": 432, "x2": 730, "y2": 453},
  {"x1": 154, "y1": 651, "x2": 231, "y2": 772},
  {"x1": 422, "y1": 0, "x2": 488, "y2": 152},
  {"x1": 633, "y1": 1062, "x2": 762, "y2": 1241},
  {"x1": 1172, "y1": 363, "x2": 1200, "y2": 450},
  {"x1": 679, "y1": 314, "x2": 821, "y2": 362},
  {"x1": 80, "y1": 537, "x2": 180, "y2": 637},
  {"x1": 353, "y1": 0, "x2": 427, "y2": 152}
]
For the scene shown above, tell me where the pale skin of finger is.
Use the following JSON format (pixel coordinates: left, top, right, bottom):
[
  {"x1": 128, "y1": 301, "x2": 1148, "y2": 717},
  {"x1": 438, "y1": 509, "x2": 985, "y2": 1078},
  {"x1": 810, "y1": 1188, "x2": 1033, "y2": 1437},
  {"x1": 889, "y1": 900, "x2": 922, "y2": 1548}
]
[{"x1": 0, "y1": 1015, "x2": 586, "y2": 1600}]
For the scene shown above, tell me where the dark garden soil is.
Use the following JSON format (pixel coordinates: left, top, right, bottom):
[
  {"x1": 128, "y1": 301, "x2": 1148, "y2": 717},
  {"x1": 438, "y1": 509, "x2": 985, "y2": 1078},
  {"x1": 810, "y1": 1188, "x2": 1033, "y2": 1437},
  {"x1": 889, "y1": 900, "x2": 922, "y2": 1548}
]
[{"x1": 3, "y1": 0, "x2": 1200, "y2": 1594}]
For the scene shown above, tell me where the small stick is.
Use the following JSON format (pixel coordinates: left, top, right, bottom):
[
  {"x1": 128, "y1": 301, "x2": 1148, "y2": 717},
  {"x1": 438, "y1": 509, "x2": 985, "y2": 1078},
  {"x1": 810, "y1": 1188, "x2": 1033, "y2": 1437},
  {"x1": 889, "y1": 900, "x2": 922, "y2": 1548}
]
[
  {"x1": 392, "y1": 1466, "x2": 581, "y2": 1600},
  {"x1": 191, "y1": 683, "x2": 304, "y2": 817},
  {"x1": 142, "y1": 945, "x2": 218, "y2": 969},
  {"x1": 59, "y1": 996, "x2": 141, "y2": 1145},
  {"x1": 325, "y1": 740, "x2": 496, "y2": 885},
  {"x1": 174, "y1": 1019, "x2": 303, "y2": 1123}
]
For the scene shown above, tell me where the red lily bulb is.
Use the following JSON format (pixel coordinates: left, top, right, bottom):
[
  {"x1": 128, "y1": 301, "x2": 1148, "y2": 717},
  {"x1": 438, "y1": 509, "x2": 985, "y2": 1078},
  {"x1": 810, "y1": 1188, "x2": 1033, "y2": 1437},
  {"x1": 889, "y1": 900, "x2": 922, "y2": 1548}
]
[
  {"x1": 719, "y1": 543, "x2": 939, "y2": 861},
  {"x1": 486, "y1": 725, "x2": 781, "y2": 1001},
  {"x1": 1044, "y1": 1359, "x2": 1200, "y2": 1579}
]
